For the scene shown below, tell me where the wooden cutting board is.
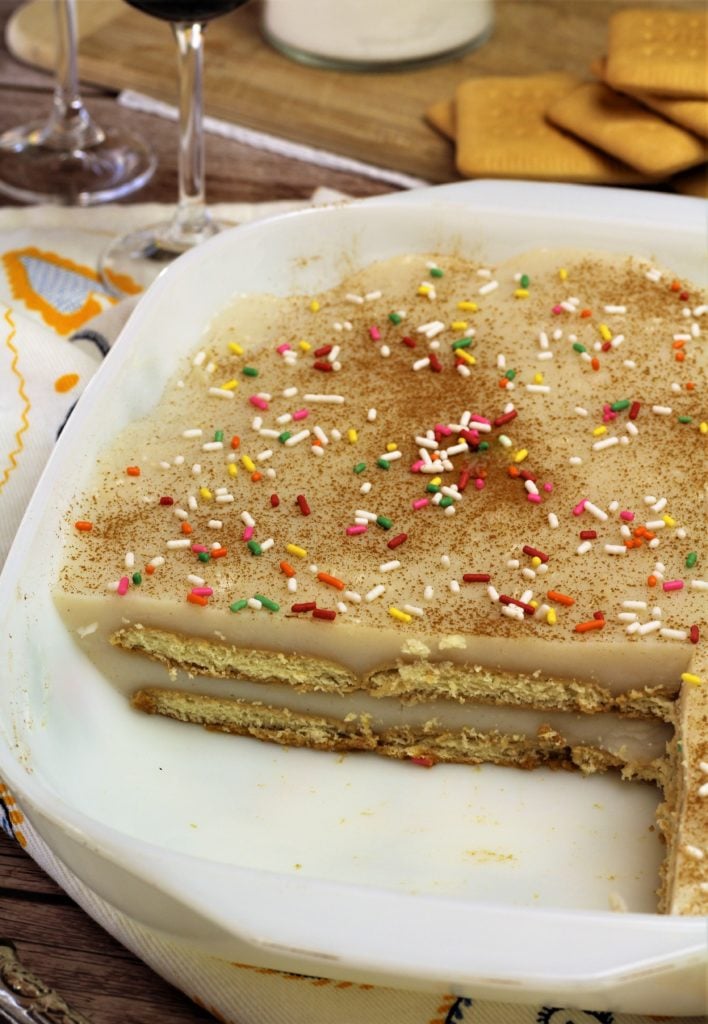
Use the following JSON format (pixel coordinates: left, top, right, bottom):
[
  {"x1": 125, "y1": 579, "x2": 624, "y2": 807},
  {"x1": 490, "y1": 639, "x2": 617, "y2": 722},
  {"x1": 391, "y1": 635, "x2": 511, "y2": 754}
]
[{"x1": 7, "y1": 0, "x2": 636, "y2": 184}]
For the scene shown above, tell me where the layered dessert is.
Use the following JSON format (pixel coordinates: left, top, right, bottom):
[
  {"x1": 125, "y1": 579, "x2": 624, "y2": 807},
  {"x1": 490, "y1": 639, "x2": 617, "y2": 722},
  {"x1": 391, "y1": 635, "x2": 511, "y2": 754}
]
[{"x1": 55, "y1": 247, "x2": 707, "y2": 914}]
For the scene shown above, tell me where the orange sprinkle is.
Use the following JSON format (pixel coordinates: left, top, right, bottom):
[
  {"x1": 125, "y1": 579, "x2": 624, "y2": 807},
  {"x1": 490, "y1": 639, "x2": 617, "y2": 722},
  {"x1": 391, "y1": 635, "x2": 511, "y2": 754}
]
[
  {"x1": 181, "y1": 522, "x2": 192, "y2": 535},
  {"x1": 211, "y1": 547, "x2": 228, "y2": 558},
  {"x1": 230, "y1": 435, "x2": 240, "y2": 449},
  {"x1": 547, "y1": 590, "x2": 575, "y2": 606},
  {"x1": 670, "y1": 280, "x2": 682, "y2": 292},
  {"x1": 574, "y1": 618, "x2": 605, "y2": 633},
  {"x1": 125, "y1": 466, "x2": 141, "y2": 476},
  {"x1": 675, "y1": 351, "x2": 685, "y2": 362},
  {"x1": 590, "y1": 356, "x2": 600, "y2": 371},
  {"x1": 145, "y1": 564, "x2": 155, "y2": 575},
  {"x1": 686, "y1": 381, "x2": 695, "y2": 391},
  {"x1": 580, "y1": 308, "x2": 592, "y2": 318},
  {"x1": 280, "y1": 560, "x2": 295, "y2": 577},
  {"x1": 74, "y1": 520, "x2": 93, "y2": 532},
  {"x1": 317, "y1": 571, "x2": 346, "y2": 590},
  {"x1": 187, "y1": 593, "x2": 208, "y2": 606},
  {"x1": 672, "y1": 339, "x2": 685, "y2": 349},
  {"x1": 507, "y1": 465, "x2": 520, "y2": 478},
  {"x1": 251, "y1": 471, "x2": 263, "y2": 482},
  {"x1": 498, "y1": 378, "x2": 509, "y2": 388},
  {"x1": 647, "y1": 574, "x2": 658, "y2": 587}
]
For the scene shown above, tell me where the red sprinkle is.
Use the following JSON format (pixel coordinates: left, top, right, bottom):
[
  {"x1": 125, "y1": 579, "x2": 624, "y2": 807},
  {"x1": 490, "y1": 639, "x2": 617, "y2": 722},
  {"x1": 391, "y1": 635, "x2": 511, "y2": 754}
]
[
  {"x1": 313, "y1": 360, "x2": 333, "y2": 372},
  {"x1": 429, "y1": 353, "x2": 443, "y2": 372},
  {"x1": 463, "y1": 573, "x2": 491, "y2": 583},
  {"x1": 458, "y1": 468, "x2": 471, "y2": 491},
  {"x1": 401, "y1": 336, "x2": 416, "y2": 348},
  {"x1": 629, "y1": 401, "x2": 641, "y2": 420},
  {"x1": 499, "y1": 594, "x2": 535, "y2": 615},
  {"x1": 689, "y1": 624, "x2": 700, "y2": 644},
  {"x1": 387, "y1": 533, "x2": 408, "y2": 550},
  {"x1": 579, "y1": 530, "x2": 597, "y2": 540},
  {"x1": 296, "y1": 494, "x2": 311, "y2": 516},
  {"x1": 493, "y1": 410, "x2": 518, "y2": 427},
  {"x1": 314, "y1": 344, "x2": 332, "y2": 357},
  {"x1": 270, "y1": 493, "x2": 280, "y2": 508},
  {"x1": 291, "y1": 602, "x2": 316, "y2": 613},
  {"x1": 312, "y1": 608, "x2": 336, "y2": 621},
  {"x1": 522, "y1": 544, "x2": 549, "y2": 563},
  {"x1": 410, "y1": 756, "x2": 435, "y2": 768},
  {"x1": 159, "y1": 496, "x2": 174, "y2": 506}
]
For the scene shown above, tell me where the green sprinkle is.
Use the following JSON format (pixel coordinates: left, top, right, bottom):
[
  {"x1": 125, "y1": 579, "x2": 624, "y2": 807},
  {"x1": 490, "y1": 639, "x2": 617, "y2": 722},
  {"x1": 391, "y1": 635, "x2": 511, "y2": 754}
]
[
  {"x1": 229, "y1": 599, "x2": 248, "y2": 613},
  {"x1": 353, "y1": 462, "x2": 367, "y2": 474},
  {"x1": 439, "y1": 496, "x2": 454, "y2": 508},
  {"x1": 478, "y1": 441, "x2": 490, "y2": 451},
  {"x1": 677, "y1": 741, "x2": 683, "y2": 753},
  {"x1": 254, "y1": 594, "x2": 280, "y2": 612},
  {"x1": 376, "y1": 515, "x2": 393, "y2": 530},
  {"x1": 686, "y1": 551, "x2": 698, "y2": 568},
  {"x1": 278, "y1": 430, "x2": 292, "y2": 443},
  {"x1": 678, "y1": 415, "x2": 692, "y2": 424},
  {"x1": 426, "y1": 483, "x2": 441, "y2": 493},
  {"x1": 572, "y1": 342, "x2": 587, "y2": 354},
  {"x1": 451, "y1": 337, "x2": 472, "y2": 350},
  {"x1": 505, "y1": 369, "x2": 517, "y2": 381},
  {"x1": 520, "y1": 274, "x2": 530, "y2": 288},
  {"x1": 247, "y1": 540, "x2": 262, "y2": 556},
  {"x1": 214, "y1": 430, "x2": 224, "y2": 442},
  {"x1": 376, "y1": 457, "x2": 390, "y2": 469},
  {"x1": 132, "y1": 572, "x2": 142, "y2": 585},
  {"x1": 243, "y1": 366, "x2": 259, "y2": 377},
  {"x1": 610, "y1": 399, "x2": 630, "y2": 412},
  {"x1": 388, "y1": 312, "x2": 403, "y2": 324},
  {"x1": 198, "y1": 552, "x2": 211, "y2": 563},
  {"x1": 429, "y1": 266, "x2": 444, "y2": 278}
]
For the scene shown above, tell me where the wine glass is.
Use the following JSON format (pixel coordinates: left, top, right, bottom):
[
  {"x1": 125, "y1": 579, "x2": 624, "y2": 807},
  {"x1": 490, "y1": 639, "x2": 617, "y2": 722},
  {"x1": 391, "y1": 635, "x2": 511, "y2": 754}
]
[
  {"x1": 99, "y1": 0, "x2": 249, "y2": 295},
  {"x1": 0, "y1": 0, "x2": 155, "y2": 206}
]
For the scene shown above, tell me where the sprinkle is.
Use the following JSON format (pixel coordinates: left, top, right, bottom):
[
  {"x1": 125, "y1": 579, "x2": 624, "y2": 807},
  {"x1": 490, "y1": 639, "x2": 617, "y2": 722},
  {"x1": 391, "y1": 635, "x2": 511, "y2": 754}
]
[
  {"x1": 522, "y1": 545, "x2": 549, "y2": 563},
  {"x1": 317, "y1": 571, "x2": 345, "y2": 590},
  {"x1": 547, "y1": 590, "x2": 574, "y2": 606},
  {"x1": 662, "y1": 580, "x2": 684, "y2": 592},
  {"x1": 379, "y1": 560, "x2": 401, "y2": 573},
  {"x1": 683, "y1": 845, "x2": 704, "y2": 860},
  {"x1": 303, "y1": 393, "x2": 345, "y2": 404},
  {"x1": 389, "y1": 607, "x2": 412, "y2": 623},
  {"x1": 574, "y1": 618, "x2": 605, "y2": 633},
  {"x1": 376, "y1": 515, "x2": 393, "y2": 530},
  {"x1": 296, "y1": 494, "x2": 311, "y2": 516},
  {"x1": 366, "y1": 584, "x2": 385, "y2": 602},
  {"x1": 208, "y1": 387, "x2": 235, "y2": 399},
  {"x1": 187, "y1": 592, "x2": 208, "y2": 606},
  {"x1": 387, "y1": 533, "x2": 408, "y2": 549},
  {"x1": 686, "y1": 551, "x2": 698, "y2": 568},
  {"x1": 286, "y1": 543, "x2": 308, "y2": 559},
  {"x1": 463, "y1": 573, "x2": 491, "y2": 583},
  {"x1": 74, "y1": 520, "x2": 93, "y2": 532}
]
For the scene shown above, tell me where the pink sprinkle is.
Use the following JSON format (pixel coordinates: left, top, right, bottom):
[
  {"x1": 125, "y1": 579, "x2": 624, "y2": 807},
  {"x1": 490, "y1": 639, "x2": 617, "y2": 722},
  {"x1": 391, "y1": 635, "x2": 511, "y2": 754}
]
[
  {"x1": 543, "y1": 482, "x2": 553, "y2": 493},
  {"x1": 552, "y1": 304, "x2": 563, "y2": 314},
  {"x1": 292, "y1": 408, "x2": 309, "y2": 421},
  {"x1": 662, "y1": 580, "x2": 684, "y2": 592},
  {"x1": 410, "y1": 460, "x2": 424, "y2": 473},
  {"x1": 249, "y1": 395, "x2": 269, "y2": 410},
  {"x1": 276, "y1": 343, "x2": 291, "y2": 354},
  {"x1": 412, "y1": 498, "x2": 429, "y2": 510},
  {"x1": 469, "y1": 415, "x2": 491, "y2": 426},
  {"x1": 527, "y1": 493, "x2": 541, "y2": 504},
  {"x1": 474, "y1": 478, "x2": 486, "y2": 490},
  {"x1": 117, "y1": 576, "x2": 130, "y2": 596},
  {"x1": 191, "y1": 544, "x2": 208, "y2": 553},
  {"x1": 619, "y1": 510, "x2": 635, "y2": 522},
  {"x1": 572, "y1": 499, "x2": 587, "y2": 516},
  {"x1": 191, "y1": 587, "x2": 213, "y2": 597},
  {"x1": 369, "y1": 325, "x2": 381, "y2": 341},
  {"x1": 346, "y1": 525, "x2": 368, "y2": 536},
  {"x1": 602, "y1": 404, "x2": 617, "y2": 423},
  {"x1": 435, "y1": 424, "x2": 452, "y2": 437},
  {"x1": 242, "y1": 525, "x2": 255, "y2": 541}
]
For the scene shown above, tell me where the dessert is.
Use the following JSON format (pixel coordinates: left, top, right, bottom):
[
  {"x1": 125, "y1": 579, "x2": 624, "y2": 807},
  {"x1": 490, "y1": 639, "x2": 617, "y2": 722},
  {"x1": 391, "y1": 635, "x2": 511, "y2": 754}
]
[{"x1": 54, "y1": 247, "x2": 707, "y2": 914}]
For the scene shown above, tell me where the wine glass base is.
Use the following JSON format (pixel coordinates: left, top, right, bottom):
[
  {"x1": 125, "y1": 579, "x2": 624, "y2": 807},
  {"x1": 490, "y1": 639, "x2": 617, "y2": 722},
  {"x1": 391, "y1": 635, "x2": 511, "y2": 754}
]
[
  {"x1": 0, "y1": 123, "x2": 156, "y2": 206},
  {"x1": 99, "y1": 219, "x2": 233, "y2": 296}
]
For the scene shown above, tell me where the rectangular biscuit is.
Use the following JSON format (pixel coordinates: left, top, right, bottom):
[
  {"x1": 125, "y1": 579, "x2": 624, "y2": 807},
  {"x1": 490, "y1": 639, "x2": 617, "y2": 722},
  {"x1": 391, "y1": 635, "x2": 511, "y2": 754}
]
[
  {"x1": 547, "y1": 82, "x2": 707, "y2": 177},
  {"x1": 605, "y1": 8, "x2": 708, "y2": 99},
  {"x1": 425, "y1": 98, "x2": 456, "y2": 141},
  {"x1": 455, "y1": 73, "x2": 647, "y2": 184}
]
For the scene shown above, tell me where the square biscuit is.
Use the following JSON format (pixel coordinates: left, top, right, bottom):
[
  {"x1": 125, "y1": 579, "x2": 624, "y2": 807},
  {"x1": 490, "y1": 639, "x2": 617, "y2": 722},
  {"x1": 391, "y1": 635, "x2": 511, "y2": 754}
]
[
  {"x1": 606, "y1": 8, "x2": 708, "y2": 98},
  {"x1": 547, "y1": 81, "x2": 707, "y2": 177},
  {"x1": 455, "y1": 73, "x2": 647, "y2": 184}
]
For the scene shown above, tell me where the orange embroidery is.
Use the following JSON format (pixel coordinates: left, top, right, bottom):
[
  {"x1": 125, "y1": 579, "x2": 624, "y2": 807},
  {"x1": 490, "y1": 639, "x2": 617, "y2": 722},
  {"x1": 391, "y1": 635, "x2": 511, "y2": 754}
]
[
  {"x1": 54, "y1": 372, "x2": 80, "y2": 393},
  {"x1": 1, "y1": 308, "x2": 30, "y2": 493}
]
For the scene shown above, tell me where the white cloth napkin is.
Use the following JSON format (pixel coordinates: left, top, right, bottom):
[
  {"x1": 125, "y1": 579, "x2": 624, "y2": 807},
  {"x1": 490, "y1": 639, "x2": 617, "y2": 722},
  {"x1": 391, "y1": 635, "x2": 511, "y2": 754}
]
[{"x1": 0, "y1": 198, "x2": 702, "y2": 1024}]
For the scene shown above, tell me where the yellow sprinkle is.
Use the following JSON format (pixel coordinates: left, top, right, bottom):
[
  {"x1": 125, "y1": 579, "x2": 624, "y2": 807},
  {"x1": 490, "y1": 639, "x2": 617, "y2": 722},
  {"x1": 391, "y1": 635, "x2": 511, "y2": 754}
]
[
  {"x1": 386, "y1": 442, "x2": 398, "y2": 452},
  {"x1": 309, "y1": 300, "x2": 320, "y2": 313},
  {"x1": 559, "y1": 268, "x2": 568, "y2": 281},
  {"x1": 514, "y1": 289, "x2": 529, "y2": 299},
  {"x1": 241, "y1": 455, "x2": 256, "y2": 472},
  {"x1": 299, "y1": 340, "x2": 311, "y2": 352},
  {"x1": 418, "y1": 284, "x2": 432, "y2": 296},
  {"x1": 456, "y1": 349, "x2": 476, "y2": 365},
  {"x1": 681, "y1": 672, "x2": 702, "y2": 686},
  {"x1": 228, "y1": 463, "x2": 238, "y2": 478},
  {"x1": 546, "y1": 608, "x2": 557, "y2": 625},
  {"x1": 599, "y1": 323, "x2": 612, "y2": 342},
  {"x1": 457, "y1": 301, "x2": 478, "y2": 312},
  {"x1": 389, "y1": 606, "x2": 412, "y2": 624},
  {"x1": 228, "y1": 342, "x2": 244, "y2": 356},
  {"x1": 451, "y1": 320, "x2": 468, "y2": 330},
  {"x1": 533, "y1": 372, "x2": 544, "y2": 384},
  {"x1": 199, "y1": 487, "x2": 212, "y2": 500},
  {"x1": 513, "y1": 449, "x2": 529, "y2": 463},
  {"x1": 662, "y1": 513, "x2": 676, "y2": 528},
  {"x1": 592, "y1": 425, "x2": 607, "y2": 436},
  {"x1": 699, "y1": 421, "x2": 708, "y2": 434},
  {"x1": 286, "y1": 543, "x2": 308, "y2": 558},
  {"x1": 529, "y1": 599, "x2": 538, "y2": 608},
  {"x1": 431, "y1": 476, "x2": 442, "y2": 486},
  {"x1": 220, "y1": 379, "x2": 238, "y2": 391},
  {"x1": 531, "y1": 556, "x2": 542, "y2": 568},
  {"x1": 347, "y1": 428, "x2": 358, "y2": 443}
]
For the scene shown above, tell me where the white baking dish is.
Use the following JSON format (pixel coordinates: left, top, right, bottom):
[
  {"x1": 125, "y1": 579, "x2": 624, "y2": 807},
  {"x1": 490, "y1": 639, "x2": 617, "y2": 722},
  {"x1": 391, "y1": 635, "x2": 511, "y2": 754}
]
[{"x1": 1, "y1": 181, "x2": 706, "y2": 1015}]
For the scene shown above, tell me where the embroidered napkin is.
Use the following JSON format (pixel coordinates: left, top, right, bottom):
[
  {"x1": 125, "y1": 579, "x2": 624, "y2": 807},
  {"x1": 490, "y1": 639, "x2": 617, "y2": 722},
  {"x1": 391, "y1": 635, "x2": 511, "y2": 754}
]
[{"x1": 0, "y1": 200, "x2": 703, "y2": 1024}]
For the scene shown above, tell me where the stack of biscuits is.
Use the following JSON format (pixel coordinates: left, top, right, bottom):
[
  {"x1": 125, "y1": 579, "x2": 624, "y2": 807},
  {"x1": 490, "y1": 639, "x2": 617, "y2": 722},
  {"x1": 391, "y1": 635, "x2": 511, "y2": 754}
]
[{"x1": 426, "y1": 8, "x2": 707, "y2": 195}]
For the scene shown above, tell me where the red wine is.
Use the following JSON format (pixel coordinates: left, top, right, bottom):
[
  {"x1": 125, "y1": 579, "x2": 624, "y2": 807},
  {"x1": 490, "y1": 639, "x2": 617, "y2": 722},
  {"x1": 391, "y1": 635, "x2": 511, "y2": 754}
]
[{"x1": 125, "y1": 0, "x2": 248, "y2": 23}]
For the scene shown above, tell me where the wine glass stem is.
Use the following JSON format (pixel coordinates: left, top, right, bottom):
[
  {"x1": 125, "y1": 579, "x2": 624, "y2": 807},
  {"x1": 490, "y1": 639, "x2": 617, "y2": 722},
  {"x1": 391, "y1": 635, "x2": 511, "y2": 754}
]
[
  {"x1": 171, "y1": 21, "x2": 213, "y2": 243},
  {"x1": 46, "y1": 0, "x2": 104, "y2": 149}
]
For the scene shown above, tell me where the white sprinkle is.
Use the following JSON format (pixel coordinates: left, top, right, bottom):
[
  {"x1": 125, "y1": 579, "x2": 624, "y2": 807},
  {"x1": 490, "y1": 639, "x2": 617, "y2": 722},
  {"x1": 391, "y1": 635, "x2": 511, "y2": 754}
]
[
  {"x1": 403, "y1": 604, "x2": 425, "y2": 617},
  {"x1": 365, "y1": 289, "x2": 382, "y2": 301},
  {"x1": 699, "y1": 762, "x2": 708, "y2": 774},
  {"x1": 191, "y1": 463, "x2": 201, "y2": 475},
  {"x1": 367, "y1": 408, "x2": 378, "y2": 422},
  {"x1": 166, "y1": 538, "x2": 191, "y2": 549},
  {"x1": 360, "y1": 481, "x2": 372, "y2": 494},
  {"x1": 207, "y1": 520, "x2": 222, "y2": 530},
  {"x1": 449, "y1": 579, "x2": 461, "y2": 594},
  {"x1": 569, "y1": 456, "x2": 583, "y2": 466},
  {"x1": 123, "y1": 552, "x2": 135, "y2": 570},
  {"x1": 593, "y1": 436, "x2": 619, "y2": 451},
  {"x1": 652, "y1": 405, "x2": 672, "y2": 416},
  {"x1": 610, "y1": 334, "x2": 625, "y2": 349},
  {"x1": 412, "y1": 357, "x2": 431, "y2": 371},
  {"x1": 683, "y1": 845, "x2": 704, "y2": 861},
  {"x1": 148, "y1": 556, "x2": 165, "y2": 568},
  {"x1": 576, "y1": 540, "x2": 593, "y2": 555},
  {"x1": 192, "y1": 350, "x2": 206, "y2": 366},
  {"x1": 346, "y1": 292, "x2": 364, "y2": 304},
  {"x1": 538, "y1": 331, "x2": 549, "y2": 349},
  {"x1": 260, "y1": 538, "x2": 274, "y2": 552},
  {"x1": 173, "y1": 508, "x2": 188, "y2": 520},
  {"x1": 645, "y1": 268, "x2": 662, "y2": 282},
  {"x1": 618, "y1": 612, "x2": 639, "y2": 623},
  {"x1": 283, "y1": 386, "x2": 298, "y2": 397},
  {"x1": 312, "y1": 426, "x2": 329, "y2": 446},
  {"x1": 645, "y1": 520, "x2": 666, "y2": 530},
  {"x1": 690, "y1": 579, "x2": 708, "y2": 591},
  {"x1": 344, "y1": 590, "x2": 361, "y2": 603},
  {"x1": 537, "y1": 350, "x2": 554, "y2": 361},
  {"x1": 548, "y1": 512, "x2": 559, "y2": 529},
  {"x1": 284, "y1": 429, "x2": 311, "y2": 447},
  {"x1": 604, "y1": 305, "x2": 627, "y2": 314},
  {"x1": 522, "y1": 567, "x2": 536, "y2": 580},
  {"x1": 487, "y1": 585, "x2": 500, "y2": 602},
  {"x1": 303, "y1": 393, "x2": 345, "y2": 404},
  {"x1": 660, "y1": 628, "x2": 688, "y2": 641},
  {"x1": 208, "y1": 387, "x2": 235, "y2": 399},
  {"x1": 366, "y1": 584, "x2": 385, "y2": 602},
  {"x1": 585, "y1": 501, "x2": 608, "y2": 522},
  {"x1": 637, "y1": 620, "x2": 661, "y2": 636},
  {"x1": 215, "y1": 494, "x2": 235, "y2": 503},
  {"x1": 651, "y1": 497, "x2": 667, "y2": 512},
  {"x1": 311, "y1": 445, "x2": 324, "y2": 457},
  {"x1": 202, "y1": 441, "x2": 223, "y2": 451},
  {"x1": 478, "y1": 280, "x2": 498, "y2": 295},
  {"x1": 457, "y1": 364, "x2": 471, "y2": 377},
  {"x1": 625, "y1": 621, "x2": 641, "y2": 634},
  {"x1": 380, "y1": 560, "x2": 401, "y2": 573},
  {"x1": 379, "y1": 449, "x2": 402, "y2": 462},
  {"x1": 247, "y1": 597, "x2": 262, "y2": 610},
  {"x1": 526, "y1": 384, "x2": 551, "y2": 394},
  {"x1": 575, "y1": 406, "x2": 589, "y2": 417},
  {"x1": 605, "y1": 544, "x2": 627, "y2": 555},
  {"x1": 336, "y1": 602, "x2": 348, "y2": 614},
  {"x1": 159, "y1": 461, "x2": 171, "y2": 469},
  {"x1": 623, "y1": 600, "x2": 648, "y2": 610}
]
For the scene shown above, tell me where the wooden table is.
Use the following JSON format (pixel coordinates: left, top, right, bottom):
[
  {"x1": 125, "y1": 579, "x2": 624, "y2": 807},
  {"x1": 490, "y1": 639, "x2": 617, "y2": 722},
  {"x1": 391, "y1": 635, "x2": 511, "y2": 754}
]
[{"x1": 0, "y1": 2, "x2": 700, "y2": 1022}]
